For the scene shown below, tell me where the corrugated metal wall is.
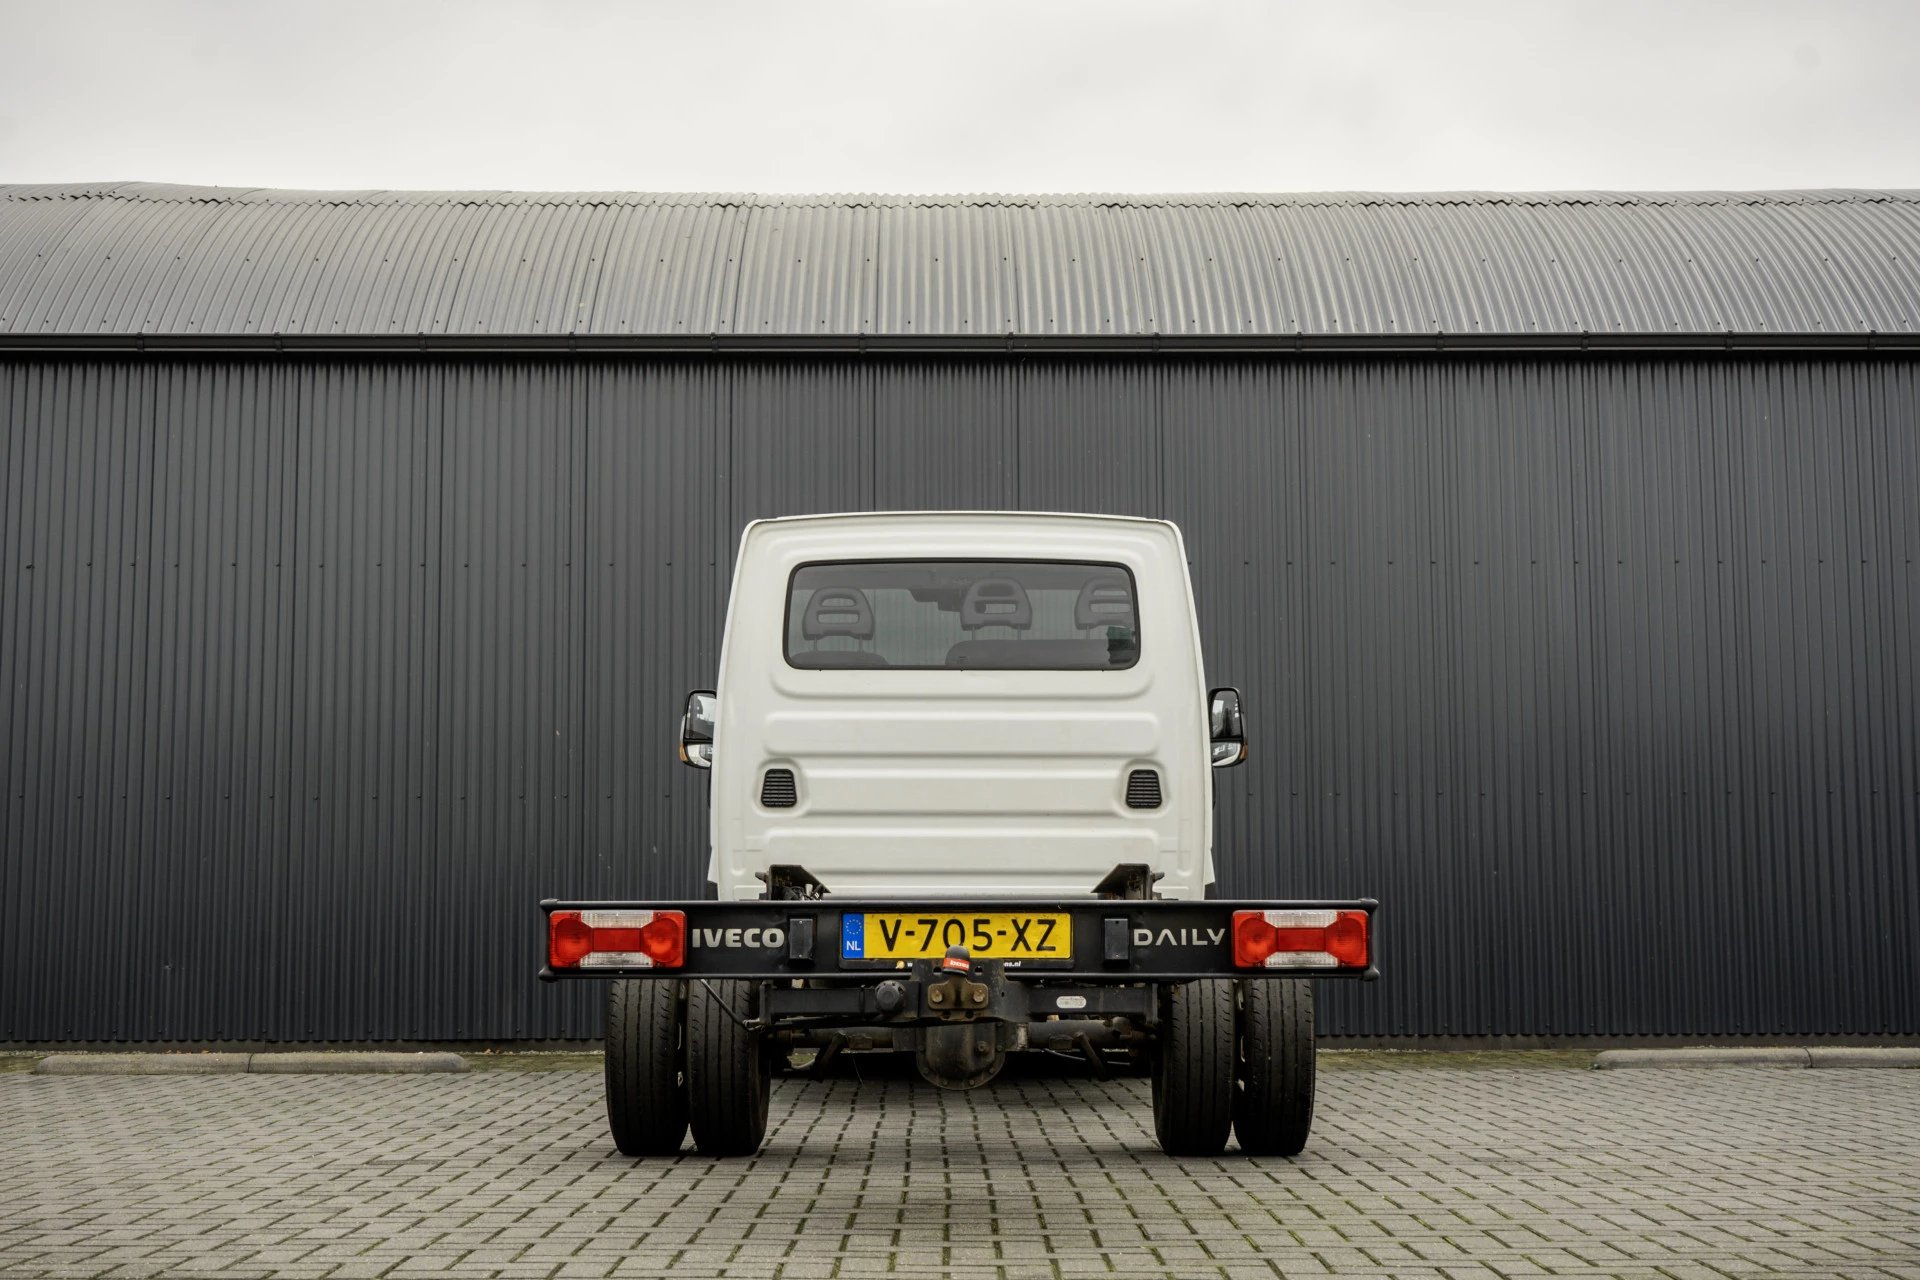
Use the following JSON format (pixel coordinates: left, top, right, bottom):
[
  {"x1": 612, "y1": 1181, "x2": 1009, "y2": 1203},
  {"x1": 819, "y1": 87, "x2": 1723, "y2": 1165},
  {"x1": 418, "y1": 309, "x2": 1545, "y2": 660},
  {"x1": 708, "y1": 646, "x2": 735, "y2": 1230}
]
[{"x1": 3, "y1": 355, "x2": 1916, "y2": 1042}]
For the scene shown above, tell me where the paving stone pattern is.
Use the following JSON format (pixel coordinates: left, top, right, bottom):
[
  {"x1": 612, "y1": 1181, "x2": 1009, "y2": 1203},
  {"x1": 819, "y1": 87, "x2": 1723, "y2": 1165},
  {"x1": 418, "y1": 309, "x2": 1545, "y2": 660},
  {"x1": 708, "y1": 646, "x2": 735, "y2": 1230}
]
[{"x1": 2, "y1": 1063, "x2": 1916, "y2": 1278}]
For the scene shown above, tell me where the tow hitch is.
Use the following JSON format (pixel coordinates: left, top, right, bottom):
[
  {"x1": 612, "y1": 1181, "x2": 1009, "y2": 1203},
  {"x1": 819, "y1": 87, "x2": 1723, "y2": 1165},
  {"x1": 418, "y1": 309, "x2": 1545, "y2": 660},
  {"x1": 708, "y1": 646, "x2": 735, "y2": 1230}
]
[
  {"x1": 926, "y1": 945, "x2": 992, "y2": 1015},
  {"x1": 920, "y1": 946, "x2": 1008, "y2": 1086}
]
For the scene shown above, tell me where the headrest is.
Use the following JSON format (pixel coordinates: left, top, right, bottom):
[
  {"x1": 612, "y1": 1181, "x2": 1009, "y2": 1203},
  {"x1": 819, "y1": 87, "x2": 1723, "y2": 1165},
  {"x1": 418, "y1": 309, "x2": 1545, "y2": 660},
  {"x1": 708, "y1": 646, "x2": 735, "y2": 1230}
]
[
  {"x1": 801, "y1": 586, "x2": 874, "y2": 640},
  {"x1": 960, "y1": 577, "x2": 1033, "y2": 631},
  {"x1": 1074, "y1": 575, "x2": 1135, "y2": 631}
]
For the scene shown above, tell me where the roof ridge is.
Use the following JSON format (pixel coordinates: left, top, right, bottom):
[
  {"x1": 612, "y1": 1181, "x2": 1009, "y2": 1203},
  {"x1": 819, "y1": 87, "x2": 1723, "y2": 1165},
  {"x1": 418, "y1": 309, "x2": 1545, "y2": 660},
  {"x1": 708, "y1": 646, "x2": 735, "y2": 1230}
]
[{"x1": 5, "y1": 185, "x2": 1920, "y2": 208}]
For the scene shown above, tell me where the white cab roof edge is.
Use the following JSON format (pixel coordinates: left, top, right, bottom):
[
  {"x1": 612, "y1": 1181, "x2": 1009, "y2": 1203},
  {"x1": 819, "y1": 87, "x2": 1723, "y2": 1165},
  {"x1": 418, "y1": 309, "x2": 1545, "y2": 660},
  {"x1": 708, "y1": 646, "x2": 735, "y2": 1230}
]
[{"x1": 743, "y1": 510, "x2": 1179, "y2": 529}]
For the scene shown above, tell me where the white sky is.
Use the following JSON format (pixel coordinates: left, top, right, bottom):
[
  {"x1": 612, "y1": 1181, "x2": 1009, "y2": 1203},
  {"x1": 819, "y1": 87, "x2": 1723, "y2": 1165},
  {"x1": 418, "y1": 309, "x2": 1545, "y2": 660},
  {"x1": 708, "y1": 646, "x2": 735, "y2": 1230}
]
[{"x1": 1, "y1": 0, "x2": 1915, "y2": 193}]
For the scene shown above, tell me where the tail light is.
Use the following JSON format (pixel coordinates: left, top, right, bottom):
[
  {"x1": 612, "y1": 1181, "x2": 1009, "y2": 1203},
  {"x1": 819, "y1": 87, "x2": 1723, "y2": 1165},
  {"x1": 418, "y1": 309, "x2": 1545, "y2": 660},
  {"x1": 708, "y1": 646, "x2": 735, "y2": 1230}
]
[
  {"x1": 1232, "y1": 909, "x2": 1369, "y2": 970},
  {"x1": 548, "y1": 909, "x2": 687, "y2": 970}
]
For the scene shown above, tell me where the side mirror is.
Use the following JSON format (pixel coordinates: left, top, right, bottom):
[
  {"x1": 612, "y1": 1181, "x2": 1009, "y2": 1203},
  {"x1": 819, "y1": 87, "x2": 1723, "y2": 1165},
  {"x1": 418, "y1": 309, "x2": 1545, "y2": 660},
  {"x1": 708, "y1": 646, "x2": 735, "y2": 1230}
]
[
  {"x1": 1208, "y1": 686, "x2": 1246, "y2": 768},
  {"x1": 680, "y1": 690, "x2": 716, "y2": 769}
]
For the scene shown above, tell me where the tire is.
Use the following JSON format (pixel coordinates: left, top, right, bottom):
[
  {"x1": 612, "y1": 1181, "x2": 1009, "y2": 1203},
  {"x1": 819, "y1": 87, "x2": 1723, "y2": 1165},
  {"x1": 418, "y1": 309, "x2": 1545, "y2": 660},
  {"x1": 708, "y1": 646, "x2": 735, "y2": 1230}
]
[
  {"x1": 1151, "y1": 978, "x2": 1234, "y2": 1156},
  {"x1": 604, "y1": 979, "x2": 688, "y2": 1157},
  {"x1": 686, "y1": 978, "x2": 772, "y2": 1157},
  {"x1": 1233, "y1": 978, "x2": 1316, "y2": 1156}
]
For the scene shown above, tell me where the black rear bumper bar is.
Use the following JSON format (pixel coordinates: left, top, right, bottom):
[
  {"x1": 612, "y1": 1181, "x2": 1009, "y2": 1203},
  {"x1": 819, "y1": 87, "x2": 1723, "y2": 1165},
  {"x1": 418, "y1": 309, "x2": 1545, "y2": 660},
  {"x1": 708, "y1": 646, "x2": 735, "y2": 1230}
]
[{"x1": 538, "y1": 897, "x2": 1378, "y2": 982}]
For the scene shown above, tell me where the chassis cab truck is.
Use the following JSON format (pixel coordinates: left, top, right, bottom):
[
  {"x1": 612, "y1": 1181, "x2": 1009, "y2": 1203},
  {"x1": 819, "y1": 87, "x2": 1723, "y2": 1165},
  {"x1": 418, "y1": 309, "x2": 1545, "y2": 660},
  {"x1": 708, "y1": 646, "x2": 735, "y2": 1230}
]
[{"x1": 542, "y1": 512, "x2": 1377, "y2": 1157}]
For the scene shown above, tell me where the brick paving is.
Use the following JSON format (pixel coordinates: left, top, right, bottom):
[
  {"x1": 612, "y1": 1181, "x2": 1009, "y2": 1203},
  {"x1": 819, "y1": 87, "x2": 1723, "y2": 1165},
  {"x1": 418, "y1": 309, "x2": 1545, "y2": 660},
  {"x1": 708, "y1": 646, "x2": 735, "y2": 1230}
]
[{"x1": 1, "y1": 1058, "x2": 1916, "y2": 1278}]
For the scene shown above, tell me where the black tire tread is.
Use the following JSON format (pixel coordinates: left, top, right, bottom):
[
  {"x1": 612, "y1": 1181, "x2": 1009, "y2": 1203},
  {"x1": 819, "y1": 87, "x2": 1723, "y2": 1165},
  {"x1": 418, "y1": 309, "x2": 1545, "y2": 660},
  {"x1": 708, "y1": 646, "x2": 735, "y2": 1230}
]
[
  {"x1": 604, "y1": 979, "x2": 688, "y2": 1157},
  {"x1": 686, "y1": 978, "x2": 771, "y2": 1157},
  {"x1": 1233, "y1": 978, "x2": 1315, "y2": 1156},
  {"x1": 1152, "y1": 978, "x2": 1235, "y2": 1156}
]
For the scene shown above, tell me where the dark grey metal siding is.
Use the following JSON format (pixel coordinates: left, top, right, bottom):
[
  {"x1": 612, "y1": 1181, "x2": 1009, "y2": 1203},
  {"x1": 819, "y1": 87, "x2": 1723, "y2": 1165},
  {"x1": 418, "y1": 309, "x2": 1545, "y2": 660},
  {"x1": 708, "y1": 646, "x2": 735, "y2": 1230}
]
[{"x1": 3, "y1": 354, "x2": 1916, "y2": 1042}]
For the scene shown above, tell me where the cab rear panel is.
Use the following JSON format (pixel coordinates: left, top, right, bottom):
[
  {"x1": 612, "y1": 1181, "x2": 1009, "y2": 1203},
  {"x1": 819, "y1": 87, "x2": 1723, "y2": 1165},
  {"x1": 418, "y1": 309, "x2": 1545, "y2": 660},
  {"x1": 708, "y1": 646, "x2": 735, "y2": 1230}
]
[{"x1": 710, "y1": 513, "x2": 1214, "y2": 900}]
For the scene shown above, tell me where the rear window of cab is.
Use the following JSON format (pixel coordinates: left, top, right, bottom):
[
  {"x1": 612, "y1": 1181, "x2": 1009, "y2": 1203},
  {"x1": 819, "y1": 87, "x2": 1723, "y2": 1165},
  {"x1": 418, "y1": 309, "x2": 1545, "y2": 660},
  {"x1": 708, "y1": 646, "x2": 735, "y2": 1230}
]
[{"x1": 784, "y1": 560, "x2": 1140, "y2": 670}]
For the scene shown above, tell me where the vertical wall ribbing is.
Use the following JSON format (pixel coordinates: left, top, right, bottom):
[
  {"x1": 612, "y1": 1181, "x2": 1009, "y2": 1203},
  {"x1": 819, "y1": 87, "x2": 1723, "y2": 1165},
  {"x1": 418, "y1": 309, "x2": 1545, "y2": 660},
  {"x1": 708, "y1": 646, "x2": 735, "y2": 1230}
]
[{"x1": 1, "y1": 354, "x2": 1914, "y2": 1041}]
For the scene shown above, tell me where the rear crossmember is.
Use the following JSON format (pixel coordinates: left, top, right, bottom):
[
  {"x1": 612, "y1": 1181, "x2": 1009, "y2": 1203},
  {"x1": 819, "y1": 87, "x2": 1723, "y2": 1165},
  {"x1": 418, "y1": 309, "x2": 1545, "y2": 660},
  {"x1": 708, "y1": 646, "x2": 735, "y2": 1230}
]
[{"x1": 539, "y1": 898, "x2": 1379, "y2": 983}]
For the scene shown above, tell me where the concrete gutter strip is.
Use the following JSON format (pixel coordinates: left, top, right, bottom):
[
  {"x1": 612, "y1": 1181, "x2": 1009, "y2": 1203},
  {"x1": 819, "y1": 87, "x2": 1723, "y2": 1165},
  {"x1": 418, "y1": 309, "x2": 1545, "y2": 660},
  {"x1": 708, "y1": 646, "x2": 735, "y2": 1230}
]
[
  {"x1": 29, "y1": 1047, "x2": 1917, "y2": 1075},
  {"x1": 33, "y1": 1052, "x2": 468, "y2": 1076},
  {"x1": 1595, "y1": 1047, "x2": 1920, "y2": 1069}
]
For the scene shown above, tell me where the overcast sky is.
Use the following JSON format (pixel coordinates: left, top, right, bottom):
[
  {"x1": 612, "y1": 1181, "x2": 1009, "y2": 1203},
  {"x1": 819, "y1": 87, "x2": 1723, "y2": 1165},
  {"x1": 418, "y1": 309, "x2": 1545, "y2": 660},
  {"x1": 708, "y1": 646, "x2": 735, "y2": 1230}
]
[{"x1": 1, "y1": 0, "x2": 1915, "y2": 194}]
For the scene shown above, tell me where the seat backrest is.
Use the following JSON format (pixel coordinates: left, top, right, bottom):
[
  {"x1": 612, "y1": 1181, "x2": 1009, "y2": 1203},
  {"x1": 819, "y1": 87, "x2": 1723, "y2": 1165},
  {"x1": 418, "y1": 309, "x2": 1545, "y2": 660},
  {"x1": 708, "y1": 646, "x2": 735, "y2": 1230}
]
[
  {"x1": 944, "y1": 639, "x2": 1118, "y2": 669},
  {"x1": 789, "y1": 649, "x2": 891, "y2": 668}
]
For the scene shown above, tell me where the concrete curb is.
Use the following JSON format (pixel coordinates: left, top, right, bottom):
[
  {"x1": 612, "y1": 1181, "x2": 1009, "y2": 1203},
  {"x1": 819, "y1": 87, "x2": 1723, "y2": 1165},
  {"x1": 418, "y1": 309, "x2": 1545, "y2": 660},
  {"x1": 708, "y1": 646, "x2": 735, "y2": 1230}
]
[
  {"x1": 1594, "y1": 1046, "x2": 1920, "y2": 1070},
  {"x1": 33, "y1": 1052, "x2": 469, "y2": 1076},
  {"x1": 1594, "y1": 1047, "x2": 1811, "y2": 1069},
  {"x1": 34, "y1": 1053, "x2": 252, "y2": 1076},
  {"x1": 1807, "y1": 1047, "x2": 1920, "y2": 1068},
  {"x1": 249, "y1": 1052, "x2": 468, "y2": 1074}
]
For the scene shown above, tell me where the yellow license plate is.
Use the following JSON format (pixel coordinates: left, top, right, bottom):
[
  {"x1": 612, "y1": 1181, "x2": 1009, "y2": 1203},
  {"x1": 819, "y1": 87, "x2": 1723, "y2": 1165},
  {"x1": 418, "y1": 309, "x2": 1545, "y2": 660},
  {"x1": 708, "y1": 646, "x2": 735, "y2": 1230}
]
[{"x1": 843, "y1": 912, "x2": 1072, "y2": 962}]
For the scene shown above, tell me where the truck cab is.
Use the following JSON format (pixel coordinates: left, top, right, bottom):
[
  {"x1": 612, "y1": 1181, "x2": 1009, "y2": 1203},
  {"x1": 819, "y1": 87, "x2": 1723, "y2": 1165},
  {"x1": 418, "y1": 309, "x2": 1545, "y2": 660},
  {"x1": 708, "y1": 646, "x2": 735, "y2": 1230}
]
[
  {"x1": 704, "y1": 512, "x2": 1214, "y2": 901},
  {"x1": 544, "y1": 512, "x2": 1375, "y2": 1160}
]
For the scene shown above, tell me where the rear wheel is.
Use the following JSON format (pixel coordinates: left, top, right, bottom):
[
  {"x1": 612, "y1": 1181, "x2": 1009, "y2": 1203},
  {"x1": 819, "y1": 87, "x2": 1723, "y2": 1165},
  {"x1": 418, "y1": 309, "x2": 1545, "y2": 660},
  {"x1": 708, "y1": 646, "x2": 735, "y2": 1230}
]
[
  {"x1": 1151, "y1": 978, "x2": 1234, "y2": 1156},
  {"x1": 604, "y1": 979, "x2": 688, "y2": 1156},
  {"x1": 686, "y1": 979, "x2": 772, "y2": 1157},
  {"x1": 1233, "y1": 978, "x2": 1315, "y2": 1156}
]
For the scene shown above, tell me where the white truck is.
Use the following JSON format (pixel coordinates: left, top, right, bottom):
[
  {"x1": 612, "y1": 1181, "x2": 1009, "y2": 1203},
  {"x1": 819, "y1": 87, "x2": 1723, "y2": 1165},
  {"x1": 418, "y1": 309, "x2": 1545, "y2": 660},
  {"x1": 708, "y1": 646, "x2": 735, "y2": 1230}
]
[{"x1": 543, "y1": 512, "x2": 1377, "y2": 1157}]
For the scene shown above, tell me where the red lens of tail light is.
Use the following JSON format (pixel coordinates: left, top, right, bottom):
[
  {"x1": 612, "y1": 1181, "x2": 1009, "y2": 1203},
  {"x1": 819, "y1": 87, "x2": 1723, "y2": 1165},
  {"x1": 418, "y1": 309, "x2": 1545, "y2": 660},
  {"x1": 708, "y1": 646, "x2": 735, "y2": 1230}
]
[
  {"x1": 634, "y1": 913, "x2": 687, "y2": 967},
  {"x1": 1323, "y1": 911, "x2": 1369, "y2": 967},
  {"x1": 549, "y1": 912, "x2": 594, "y2": 968},
  {"x1": 1231, "y1": 909, "x2": 1369, "y2": 970},
  {"x1": 547, "y1": 909, "x2": 686, "y2": 969}
]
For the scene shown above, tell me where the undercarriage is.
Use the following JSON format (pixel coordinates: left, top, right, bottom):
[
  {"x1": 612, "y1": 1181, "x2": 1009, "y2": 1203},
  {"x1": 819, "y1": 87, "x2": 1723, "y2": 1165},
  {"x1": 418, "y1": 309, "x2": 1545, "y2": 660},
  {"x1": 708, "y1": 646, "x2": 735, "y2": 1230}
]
[{"x1": 544, "y1": 894, "x2": 1376, "y2": 1156}]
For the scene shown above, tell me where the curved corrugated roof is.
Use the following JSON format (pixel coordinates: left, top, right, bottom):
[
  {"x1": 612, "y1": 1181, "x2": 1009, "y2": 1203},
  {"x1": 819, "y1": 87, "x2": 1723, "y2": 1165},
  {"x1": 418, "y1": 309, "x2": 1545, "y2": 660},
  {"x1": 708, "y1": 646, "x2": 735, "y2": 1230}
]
[{"x1": 2, "y1": 182, "x2": 1917, "y2": 338}]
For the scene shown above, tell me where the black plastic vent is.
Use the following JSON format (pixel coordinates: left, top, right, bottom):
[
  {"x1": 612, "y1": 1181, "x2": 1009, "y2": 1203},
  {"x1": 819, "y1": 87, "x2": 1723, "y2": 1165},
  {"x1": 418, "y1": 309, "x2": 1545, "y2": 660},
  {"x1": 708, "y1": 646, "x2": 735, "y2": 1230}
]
[
  {"x1": 1125, "y1": 769, "x2": 1162, "y2": 809},
  {"x1": 760, "y1": 768, "x2": 798, "y2": 808}
]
